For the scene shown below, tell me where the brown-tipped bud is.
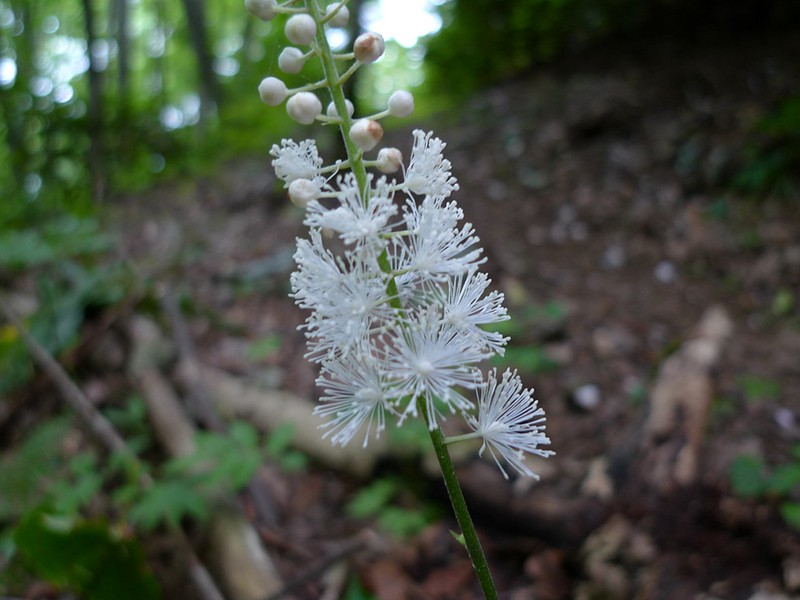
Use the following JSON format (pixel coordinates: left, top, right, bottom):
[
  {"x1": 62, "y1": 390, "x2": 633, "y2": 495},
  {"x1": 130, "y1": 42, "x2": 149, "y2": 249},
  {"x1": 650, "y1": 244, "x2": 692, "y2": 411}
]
[
  {"x1": 353, "y1": 32, "x2": 385, "y2": 64},
  {"x1": 376, "y1": 148, "x2": 403, "y2": 173},
  {"x1": 349, "y1": 119, "x2": 383, "y2": 151}
]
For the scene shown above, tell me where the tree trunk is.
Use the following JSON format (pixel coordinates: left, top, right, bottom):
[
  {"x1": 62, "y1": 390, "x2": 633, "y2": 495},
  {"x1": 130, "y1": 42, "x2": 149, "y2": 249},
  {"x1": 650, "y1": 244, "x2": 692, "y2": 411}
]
[
  {"x1": 113, "y1": 0, "x2": 131, "y2": 116},
  {"x1": 80, "y1": 0, "x2": 107, "y2": 202},
  {"x1": 180, "y1": 0, "x2": 220, "y2": 118}
]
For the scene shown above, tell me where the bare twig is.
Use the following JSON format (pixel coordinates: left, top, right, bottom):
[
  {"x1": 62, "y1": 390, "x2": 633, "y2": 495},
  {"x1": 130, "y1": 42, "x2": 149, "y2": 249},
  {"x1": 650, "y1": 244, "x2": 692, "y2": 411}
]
[
  {"x1": 159, "y1": 286, "x2": 279, "y2": 526},
  {"x1": 264, "y1": 530, "x2": 380, "y2": 600},
  {"x1": 0, "y1": 294, "x2": 228, "y2": 600}
]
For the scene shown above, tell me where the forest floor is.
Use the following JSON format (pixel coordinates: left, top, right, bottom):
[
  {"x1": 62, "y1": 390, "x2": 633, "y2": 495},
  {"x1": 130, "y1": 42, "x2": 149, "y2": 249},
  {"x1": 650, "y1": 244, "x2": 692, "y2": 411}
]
[{"x1": 93, "y1": 28, "x2": 800, "y2": 600}]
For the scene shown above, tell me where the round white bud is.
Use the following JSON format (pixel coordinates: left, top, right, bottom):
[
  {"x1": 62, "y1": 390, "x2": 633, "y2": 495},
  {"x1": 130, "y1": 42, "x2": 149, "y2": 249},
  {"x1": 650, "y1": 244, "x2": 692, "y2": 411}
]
[
  {"x1": 376, "y1": 148, "x2": 403, "y2": 173},
  {"x1": 387, "y1": 90, "x2": 414, "y2": 118},
  {"x1": 285, "y1": 14, "x2": 317, "y2": 46},
  {"x1": 245, "y1": 0, "x2": 278, "y2": 21},
  {"x1": 288, "y1": 178, "x2": 320, "y2": 208},
  {"x1": 325, "y1": 3, "x2": 350, "y2": 27},
  {"x1": 258, "y1": 76, "x2": 288, "y2": 106},
  {"x1": 326, "y1": 99, "x2": 355, "y2": 118},
  {"x1": 353, "y1": 32, "x2": 385, "y2": 64},
  {"x1": 286, "y1": 92, "x2": 322, "y2": 124},
  {"x1": 278, "y1": 47, "x2": 305, "y2": 74},
  {"x1": 349, "y1": 119, "x2": 383, "y2": 151}
]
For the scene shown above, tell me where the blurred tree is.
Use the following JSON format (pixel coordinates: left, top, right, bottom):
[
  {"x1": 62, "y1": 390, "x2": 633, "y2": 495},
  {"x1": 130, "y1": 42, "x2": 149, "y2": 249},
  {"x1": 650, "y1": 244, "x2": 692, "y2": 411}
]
[{"x1": 81, "y1": 0, "x2": 107, "y2": 202}]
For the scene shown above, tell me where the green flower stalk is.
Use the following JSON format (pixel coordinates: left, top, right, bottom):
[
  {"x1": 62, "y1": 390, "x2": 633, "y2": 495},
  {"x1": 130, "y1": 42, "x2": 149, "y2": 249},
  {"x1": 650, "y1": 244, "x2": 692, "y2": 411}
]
[{"x1": 247, "y1": 1, "x2": 554, "y2": 597}]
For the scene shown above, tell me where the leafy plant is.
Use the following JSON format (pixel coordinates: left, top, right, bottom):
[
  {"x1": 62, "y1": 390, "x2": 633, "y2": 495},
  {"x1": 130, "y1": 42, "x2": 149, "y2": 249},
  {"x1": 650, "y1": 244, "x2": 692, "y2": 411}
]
[
  {"x1": 730, "y1": 446, "x2": 800, "y2": 530},
  {"x1": 14, "y1": 508, "x2": 161, "y2": 600},
  {"x1": 737, "y1": 374, "x2": 781, "y2": 403},
  {"x1": 734, "y1": 97, "x2": 800, "y2": 199},
  {"x1": 347, "y1": 478, "x2": 439, "y2": 539}
]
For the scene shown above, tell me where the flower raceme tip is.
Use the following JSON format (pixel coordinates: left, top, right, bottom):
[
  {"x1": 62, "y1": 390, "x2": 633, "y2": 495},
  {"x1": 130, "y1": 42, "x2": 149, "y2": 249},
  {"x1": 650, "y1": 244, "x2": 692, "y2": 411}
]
[{"x1": 252, "y1": 0, "x2": 552, "y2": 479}]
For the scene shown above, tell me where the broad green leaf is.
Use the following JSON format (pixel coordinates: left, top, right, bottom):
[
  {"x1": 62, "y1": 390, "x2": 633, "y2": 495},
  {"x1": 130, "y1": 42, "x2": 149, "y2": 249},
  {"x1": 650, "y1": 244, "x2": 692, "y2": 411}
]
[{"x1": 14, "y1": 509, "x2": 161, "y2": 600}]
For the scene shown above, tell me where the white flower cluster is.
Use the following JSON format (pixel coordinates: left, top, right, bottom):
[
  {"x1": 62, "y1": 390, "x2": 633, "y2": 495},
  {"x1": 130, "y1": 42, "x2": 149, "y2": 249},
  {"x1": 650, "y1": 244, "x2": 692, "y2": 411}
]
[{"x1": 250, "y1": 0, "x2": 553, "y2": 478}]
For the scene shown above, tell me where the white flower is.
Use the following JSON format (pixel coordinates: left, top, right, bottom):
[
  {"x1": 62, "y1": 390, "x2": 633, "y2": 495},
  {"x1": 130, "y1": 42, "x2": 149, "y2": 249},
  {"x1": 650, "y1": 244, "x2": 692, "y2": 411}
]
[
  {"x1": 403, "y1": 130, "x2": 459, "y2": 197},
  {"x1": 385, "y1": 311, "x2": 489, "y2": 429},
  {"x1": 467, "y1": 369, "x2": 554, "y2": 479},
  {"x1": 270, "y1": 139, "x2": 324, "y2": 188},
  {"x1": 314, "y1": 354, "x2": 397, "y2": 447},
  {"x1": 438, "y1": 269, "x2": 509, "y2": 355},
  {"x1": 304, "y1": 174, "x2": 397, "y2": 250},
  {"x1": 392, "y1": 195, "x2": 484, "y2": 284},
  {"x1": 291, "y1": 229, "x2": 393, "y2": 362}
]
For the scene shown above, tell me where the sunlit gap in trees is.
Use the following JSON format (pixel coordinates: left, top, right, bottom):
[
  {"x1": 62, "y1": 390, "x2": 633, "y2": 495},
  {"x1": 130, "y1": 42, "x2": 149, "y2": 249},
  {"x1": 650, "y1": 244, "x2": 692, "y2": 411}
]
[{"x1": 0, "y1": 0, "x2": 446, "y2": 200}]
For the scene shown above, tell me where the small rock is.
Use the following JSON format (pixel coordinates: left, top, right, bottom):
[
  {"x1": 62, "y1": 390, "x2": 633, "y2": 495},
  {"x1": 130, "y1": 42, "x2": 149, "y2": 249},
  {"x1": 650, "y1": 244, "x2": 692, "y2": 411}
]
[
  {"x1": 601, "y1": 243, "x2": 627, "y2": 269},
  {"x1": 581, "y1": 457, "x2": 614, "y2": 500},
  {"x1": 784, "y1": 555, "x2": 800, "y2": 592},
  {"x1": 655, "y1": 260, "x2": 678, "y2": 283},
  {"x1": 775, "y1": 408, "x2": 796, "y2": 432},
  {"x1": 573, "y1": 384, "x2": 602, "y2": 411}
]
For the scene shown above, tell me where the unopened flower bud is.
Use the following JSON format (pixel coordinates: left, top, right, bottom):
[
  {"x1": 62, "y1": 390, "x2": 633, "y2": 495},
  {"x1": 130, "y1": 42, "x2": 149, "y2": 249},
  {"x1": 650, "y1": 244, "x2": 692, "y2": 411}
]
[
  {"x1": 326, "y1": 3, "x2": 350, "y2": 27},
  {"x1": 388, "y1": 90, "x2": 414, "y2": 118},
  {"x1": 285, "y1": 14, "x2": 316, "y2": 46},
  {"x1": 376, "y1": 147, "x2": 403, "y2": 173},
  {"x1": 353, "y1": 32, "x2": 384, "y2": 64},
  {"x1": 349, "y1": 119, "x2": 383, "y2": 151},
  {"x1": 279, "y1": 47, "x2": 306, "y2": 74},
  {"x1": 326, "y1": 99, "x2": 355, "y2": 118},
  {"x1": 245, "y1": 0, "x2": 278, "y2": 21},
  {"x1": 288, "y1": 178, "x2": 320, "y2": 208},
  {"x1": 287, "y1": 91, "x2": 322, "y2": 124},
  {"x1": 258, "y1": 76, "x2": 288, "y2": 106}
]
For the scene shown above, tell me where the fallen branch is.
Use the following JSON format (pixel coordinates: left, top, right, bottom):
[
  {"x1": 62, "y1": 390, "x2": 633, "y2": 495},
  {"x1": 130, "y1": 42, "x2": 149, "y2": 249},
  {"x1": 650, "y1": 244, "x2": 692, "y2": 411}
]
[
  {"x1": 0, "y1": 294, "x2": 227, "y2": 600},
  {"x1": 129, "y1": 314, "x2": 283, "y2": 599}
]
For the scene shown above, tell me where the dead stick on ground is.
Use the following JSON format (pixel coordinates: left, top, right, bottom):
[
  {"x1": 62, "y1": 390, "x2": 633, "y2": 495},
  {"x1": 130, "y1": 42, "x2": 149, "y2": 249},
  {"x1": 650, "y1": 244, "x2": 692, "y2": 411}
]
[
  {"x1": 0, "y1": 295, "x2": 227, "y2": 600},
  {"x1": 159, "y1": 286, "x2": 279, "y2": 526}
]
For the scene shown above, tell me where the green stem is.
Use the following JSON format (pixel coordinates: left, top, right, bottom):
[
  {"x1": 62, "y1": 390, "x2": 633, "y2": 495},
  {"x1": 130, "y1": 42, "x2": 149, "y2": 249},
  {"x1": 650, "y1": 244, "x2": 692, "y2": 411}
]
[
  {"x1": 304, "y1": 3, "x2": 497, "y2": 596},
  {"x1": 420, "y1": 400, "x2": 499, "y2": 600},
  {"x1": 307, "y1": 0, "x2": 369, "y2": 203}
]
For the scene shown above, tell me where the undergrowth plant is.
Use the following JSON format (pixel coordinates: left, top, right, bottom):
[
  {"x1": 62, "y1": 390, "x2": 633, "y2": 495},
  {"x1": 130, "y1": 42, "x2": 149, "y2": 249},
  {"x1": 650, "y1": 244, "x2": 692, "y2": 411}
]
[{"x1": 247, "y1": 1, "x2": 554, "y2": 596}]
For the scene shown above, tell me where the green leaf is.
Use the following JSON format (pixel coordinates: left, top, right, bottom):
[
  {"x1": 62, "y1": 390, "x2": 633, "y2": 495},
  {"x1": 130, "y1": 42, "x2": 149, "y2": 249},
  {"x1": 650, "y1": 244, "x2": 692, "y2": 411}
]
[
  {"x1": 347, "y1": 479, "x2": 399, "y2": 519},
  {"x1": 767, "y1": 464, "x2": 800, "y2": 496},
  {"x1": 492, "y1": 344, "x2": 559, "y2": 374},
  {"x1": 279, "y1": 451, "x2": 309, "y2": 472},
  {"x1": 377, "y1": 506, "x2": 430, "y2": 538},
  {"x1": 246, "y1": 334, "x2": 282, "y2": 361},
  {"x1": 730, "y1": 455, "x2": 769, "y2": 499},
  {"x1": 0, "y1": 416, "x2": 72, "y2": 520},
  {"x1": 737, "y1": 374, "x2": 781, "y2": 403},
  {"x1": 14, "y1": 509, "x2": 161, "y2": 600},
  {"x1": 266, "y1": 423, "x2": 296, "y2": 456},
  {"x1": 129, "y1": 480, "x2": 209, "y2": 530},
  {"x1": 450, "y1": 530, "x2": 466, "y2": 547},
  {"x1": 780, "y1": 502, "x2": 800, "y2": 531},
  {"x1": 343, "y1": 574, "x2": 377, "y2": 600}
]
